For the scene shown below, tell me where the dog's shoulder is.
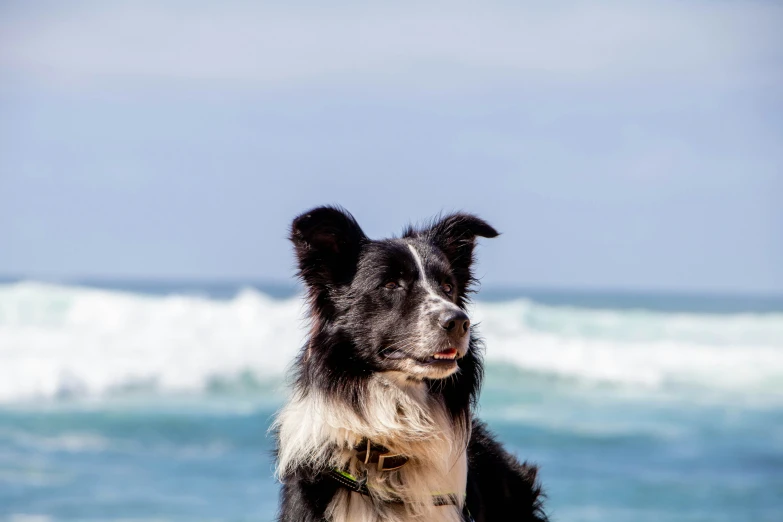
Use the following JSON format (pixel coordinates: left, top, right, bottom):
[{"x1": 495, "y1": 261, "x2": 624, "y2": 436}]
[{"x1": 466, "y1": 419, "x2": 547, "y2": 522}]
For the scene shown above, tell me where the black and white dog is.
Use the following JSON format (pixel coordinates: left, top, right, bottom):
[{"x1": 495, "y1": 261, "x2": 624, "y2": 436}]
[{"x1": 274, "y1": 206, "x2": 546, "y2": 522}]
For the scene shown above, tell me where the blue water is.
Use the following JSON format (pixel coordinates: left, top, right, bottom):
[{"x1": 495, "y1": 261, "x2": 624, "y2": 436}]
[{"x1": 1, "y1": 280, "x2": 782, "y2": 522}]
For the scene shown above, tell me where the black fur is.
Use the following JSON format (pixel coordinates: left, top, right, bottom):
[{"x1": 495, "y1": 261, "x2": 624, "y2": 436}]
[
  {"x1": 277, "y1": 206, "x2": 546, "y2": 521},
  {"x1": 466, "y1": 421, "x2": 546, "y2": 522}
]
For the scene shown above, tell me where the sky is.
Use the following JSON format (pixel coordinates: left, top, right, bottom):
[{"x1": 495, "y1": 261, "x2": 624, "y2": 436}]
[{"x1": 0, "y1": 1, "x2": 781, "y2": 293}]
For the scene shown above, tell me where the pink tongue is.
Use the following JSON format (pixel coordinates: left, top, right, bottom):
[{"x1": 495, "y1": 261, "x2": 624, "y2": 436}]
[{"x1": 436, "y1": 348, "x2": 458, "y2": 357}]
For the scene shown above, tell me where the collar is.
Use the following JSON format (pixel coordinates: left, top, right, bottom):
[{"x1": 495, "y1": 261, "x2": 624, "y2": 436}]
[
  {"x1": 354, "y1": 438, "x2": 409, "y2": 472},
  {"x1": 326, "y1": 469, "x2": 462, "y2": 507}
]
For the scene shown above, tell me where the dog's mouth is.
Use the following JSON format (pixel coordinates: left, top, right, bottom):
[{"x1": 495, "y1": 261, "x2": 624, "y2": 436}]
[
  {"x1": 381, "y1": 344, "x2": 465, "y2": 379},
  {"x1": 432, "y1": 347, "x2": 459, "y2": 361},
  {"x1": 382, "y1": 346, "x2": 464, "y2": 365}
]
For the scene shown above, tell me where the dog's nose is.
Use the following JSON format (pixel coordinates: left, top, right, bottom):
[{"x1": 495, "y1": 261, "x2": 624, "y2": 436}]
[{"x1": 439, "y1": 310, "x2": 470, "y2": 336}]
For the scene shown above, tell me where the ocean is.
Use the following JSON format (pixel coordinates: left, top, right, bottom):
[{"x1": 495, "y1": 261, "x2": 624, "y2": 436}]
[{"x1": 1, "y1": 280, "x2": 782, "y2": 522}]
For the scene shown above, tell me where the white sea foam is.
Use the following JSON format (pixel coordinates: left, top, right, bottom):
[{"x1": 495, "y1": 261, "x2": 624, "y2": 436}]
[
  {"x1": 0, "y1": 282, "x2": 305, "y2": 402},
  {"x1": 6, "y1": 515, "x2": 54, "y2": 522},
  {"x1": 471, "y1": 300, "x2": 783, "y2": 392},
  {"x1": 0, "y1": 426, "x2": 231, "y2": 460},
  {"x1": 0, "y1": 282, "x2": 781, "y2": 402},
  {"x1": 0, "y1": 428, "x2": 111, "y2": 452}
]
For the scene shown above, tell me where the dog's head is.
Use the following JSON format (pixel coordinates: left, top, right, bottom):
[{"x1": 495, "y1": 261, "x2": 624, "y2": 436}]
[{"x1": 291, "y1": 206, "x2": 498, "y2": 380}]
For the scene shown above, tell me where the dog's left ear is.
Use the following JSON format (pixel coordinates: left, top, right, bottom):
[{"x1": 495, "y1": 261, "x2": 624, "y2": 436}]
[
  {"x1": 425, "y1": 213, "x2": 499, "y2": 291},
  {"x1": 290, "y1": 206, "x2": 368, "y2": 293}
]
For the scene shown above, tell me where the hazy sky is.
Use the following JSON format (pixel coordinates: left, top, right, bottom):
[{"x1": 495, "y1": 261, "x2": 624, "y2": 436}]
[{"x1": 1, "y1": 1, "x2": 781, "y2": 293}]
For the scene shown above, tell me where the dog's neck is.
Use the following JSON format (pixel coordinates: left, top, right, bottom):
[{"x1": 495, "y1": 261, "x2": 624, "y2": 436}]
[
  {"x1": 275, "y1": 372, "x2": 470, "y2": 522},
  {"x1": 377, "y1": 371, "x2": 430, "y2": 402}
]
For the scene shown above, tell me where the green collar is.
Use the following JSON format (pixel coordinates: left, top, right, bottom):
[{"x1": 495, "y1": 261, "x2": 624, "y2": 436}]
[{"x1": 327, "y1": 468, "x2": 462, "y2": 507}]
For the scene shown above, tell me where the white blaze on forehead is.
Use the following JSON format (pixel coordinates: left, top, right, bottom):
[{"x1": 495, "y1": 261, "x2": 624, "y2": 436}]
[{"x1": 406, "y1": 243, "x2": 456, "y2": 308}]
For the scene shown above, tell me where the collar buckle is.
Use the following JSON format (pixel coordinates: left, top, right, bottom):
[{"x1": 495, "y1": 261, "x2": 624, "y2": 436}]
[{"x1": 355, "y1": 438, "x2": 409, "y2": 471}]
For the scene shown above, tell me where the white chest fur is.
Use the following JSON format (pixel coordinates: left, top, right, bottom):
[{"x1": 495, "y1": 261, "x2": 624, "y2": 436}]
[{"x1": 275, "y1": 374, "x2": 469, "y2": 522}]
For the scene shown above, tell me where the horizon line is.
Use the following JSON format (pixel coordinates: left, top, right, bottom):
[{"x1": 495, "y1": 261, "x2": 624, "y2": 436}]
[{"x1": 2, "y1": 274, "x2": 782, "y2": 299}]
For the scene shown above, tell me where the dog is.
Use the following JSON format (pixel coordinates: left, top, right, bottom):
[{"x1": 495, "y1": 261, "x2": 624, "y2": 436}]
[{"x1": 274, "y1": 206, "x2": 546, "y2": 522}]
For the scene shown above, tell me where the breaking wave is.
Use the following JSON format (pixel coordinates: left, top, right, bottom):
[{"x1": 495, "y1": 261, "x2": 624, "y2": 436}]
[{"x1": 1, "y1": 282, "x2": 781, "y2": 402}]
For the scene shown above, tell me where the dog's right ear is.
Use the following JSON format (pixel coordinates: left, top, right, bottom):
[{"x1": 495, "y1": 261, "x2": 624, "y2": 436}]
[{"x1": 290, "y1": 206, "x2": 367, "y2": 294}]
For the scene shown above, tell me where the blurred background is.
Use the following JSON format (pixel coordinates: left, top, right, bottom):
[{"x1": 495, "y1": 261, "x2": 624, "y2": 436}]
[{"x1": 1, "y1": 1, "x2": 782, "y2": 521}]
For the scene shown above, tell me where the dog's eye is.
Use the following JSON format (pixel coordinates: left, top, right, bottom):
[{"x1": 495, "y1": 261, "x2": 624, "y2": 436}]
[
  {"x1": 441, "y1": 283, "x2": 453, "y2": 295},
  {"x1": 384, "y1": 281, "x2": 399, "y2": 290}
]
